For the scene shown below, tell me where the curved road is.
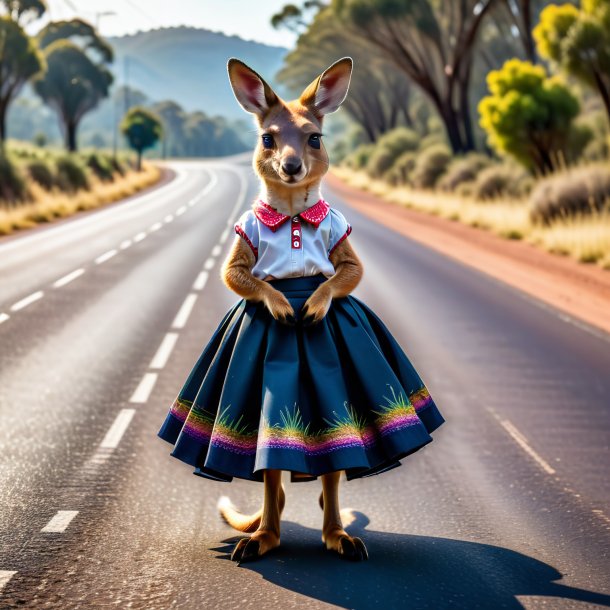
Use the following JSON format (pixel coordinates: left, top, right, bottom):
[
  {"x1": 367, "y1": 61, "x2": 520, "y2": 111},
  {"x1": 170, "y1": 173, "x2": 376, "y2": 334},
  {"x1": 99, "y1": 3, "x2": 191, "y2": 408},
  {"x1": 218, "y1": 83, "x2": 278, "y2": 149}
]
[{"x1": 0, "y1": 157, "x2": 608, "y2": 609}]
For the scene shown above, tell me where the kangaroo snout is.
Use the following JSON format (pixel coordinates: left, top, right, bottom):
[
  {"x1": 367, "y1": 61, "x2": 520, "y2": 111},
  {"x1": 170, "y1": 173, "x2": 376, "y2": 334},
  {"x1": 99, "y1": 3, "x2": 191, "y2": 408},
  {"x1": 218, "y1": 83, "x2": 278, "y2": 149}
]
[{"x1": 281, "y1": 159, "x2": 302, "y2": 176}]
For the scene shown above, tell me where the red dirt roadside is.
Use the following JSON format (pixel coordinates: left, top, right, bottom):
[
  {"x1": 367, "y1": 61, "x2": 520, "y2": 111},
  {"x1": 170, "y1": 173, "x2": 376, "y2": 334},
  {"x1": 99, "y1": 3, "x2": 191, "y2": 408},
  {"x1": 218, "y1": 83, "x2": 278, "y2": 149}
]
[{"x1": 325, "y1": 172, "x2": 610, "y2": 337}]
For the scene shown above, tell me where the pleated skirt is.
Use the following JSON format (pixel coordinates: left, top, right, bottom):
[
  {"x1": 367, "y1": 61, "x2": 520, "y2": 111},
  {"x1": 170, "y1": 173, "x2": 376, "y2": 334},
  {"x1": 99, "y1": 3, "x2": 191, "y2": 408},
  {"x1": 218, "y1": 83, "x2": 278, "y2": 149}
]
[{"x1": 158, "y1": 274, "x2": 444, "y2": 483}]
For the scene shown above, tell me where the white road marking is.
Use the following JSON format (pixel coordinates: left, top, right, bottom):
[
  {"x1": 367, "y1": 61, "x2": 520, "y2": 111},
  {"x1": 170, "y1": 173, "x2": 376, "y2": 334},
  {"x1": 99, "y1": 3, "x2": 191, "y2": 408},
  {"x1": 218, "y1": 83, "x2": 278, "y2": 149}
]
[
  {"x1": 10, "y1": 291, "x2": 43, "y2": 312},
  {"x1": 0, "y1": 571, "x2": 16, "y2": 592},
  {"x1": 0, "y1": 313, "x2": 10, "y2": 324},
  {"x1": 149, "y1": 222, "x2": 162, "y2": 232},
  {"x1": 592, "y1": 509, "x2": 610, "y2": 527},
  {"x1": 41, "y1": 510, "x2": 79, "y2": 533},
  {"x1": 149, "y1": 332, "x2": 179, "y2": 369},
  {"x1": 188, "y1": 197, "x2": 198, "y2": 207},
  {"x1": 95, "y1": 249, "x2": 118, "y2": 264},
  {"x1": 203, "y1": 258, "x2": 215, "y2": 271},
  {"x1": 119, "y1": 239, "x2": 132, "y2": 250},
  {"x1": 211, "y1": 245, "x2": 222, "y2": 257},
  {"x1": 134, "y1": 232, "x2": 146, "y2": 242},
  {"x1": 176, "y1": 206, "x2": 187, "y2": 216},
  {"x1": 193, "y1": 271, "x2": 209, "y2": 291},
  {"x1": 164, "y1": 214, "x2": 174, "y2": 223},
  {"x1": 172, "y1": 293, "x2": 198, "y2": 329},
  {"x1": 52, "y1": 268, "x2": 85, "y2": 288},
  {"x1": 129, "y1": 373, "x2": 158, "y2": 404},
  {"x1": 100, "y1": 408, "x2": 136, "y2": 448},
  {"x1": 500, "y1": 419, "x2": 556, "y2": 475},
  {"x1": 219, "y1": 227, "x2": 230, "y2": 244}
]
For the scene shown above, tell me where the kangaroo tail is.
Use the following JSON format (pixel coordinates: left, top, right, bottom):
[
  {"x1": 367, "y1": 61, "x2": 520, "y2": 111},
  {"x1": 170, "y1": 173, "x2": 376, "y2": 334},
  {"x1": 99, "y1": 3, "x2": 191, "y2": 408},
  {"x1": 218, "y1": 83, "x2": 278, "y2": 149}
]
[{"x1": 217, "y1": 496, "x2": 262, "y2": 533}]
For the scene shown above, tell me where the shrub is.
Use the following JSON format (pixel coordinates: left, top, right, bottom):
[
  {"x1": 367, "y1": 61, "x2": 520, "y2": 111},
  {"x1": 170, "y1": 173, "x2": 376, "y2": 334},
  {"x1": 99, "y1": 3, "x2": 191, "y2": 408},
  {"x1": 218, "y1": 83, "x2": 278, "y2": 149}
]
[
  {"x1": 0, "y1": 155, "x2": 27, "y2": 202},
  {"x1": 438, "y1": 153, "x2": 492, "y2": 191},
  {"x1": 366, "y1": 127, "x2": 419, "y2": 177},
  {"x1": 411, "y1": 144, "x2": 452, "y2": 189},
  {"x1": 343, "y1": 143, "x2": 375, "y2": 170},
  {"x1": 385, "y1": 151, "x2": 417, "y2": 186},
  {"x1": 87, "y1": 153, "x2": 114, "y2": 182},
  {"x1": 417, "y1": 132, "x2": 447, "y2": 151},
  {"x1": 27, "y1": 160, "x2": 55, "y2": 190},
  {"x1": 55, "y1": 155, "x2": 89, "y2": 192},
  {"x1": 111, "y1": 157, "x2": 126, "y2": 176},
  {"x1": 529, "y1": 164, "x2": 610, "y2": 224},
  {"x1": 473, "y1": 164, "x2": 531, "y2": 200}
]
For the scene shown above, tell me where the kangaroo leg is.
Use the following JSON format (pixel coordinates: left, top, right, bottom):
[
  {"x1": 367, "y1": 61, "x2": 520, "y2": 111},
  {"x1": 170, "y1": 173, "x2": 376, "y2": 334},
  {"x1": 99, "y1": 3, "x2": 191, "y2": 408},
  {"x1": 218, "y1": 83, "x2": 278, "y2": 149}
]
[
  {"x1": 320, "y1": 471, "x2": 368, "y2": 561},
  {"x1": 230, "y1": 469, "x2": 284, "y2": 564}
]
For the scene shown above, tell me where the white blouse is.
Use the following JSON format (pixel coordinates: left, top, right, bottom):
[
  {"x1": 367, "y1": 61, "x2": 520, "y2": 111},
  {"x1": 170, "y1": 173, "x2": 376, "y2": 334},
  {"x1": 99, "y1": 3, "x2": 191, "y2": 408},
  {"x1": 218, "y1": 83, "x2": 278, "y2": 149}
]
[{"x1": 234, "y1": 199, "x2": 352, "y2": 280}]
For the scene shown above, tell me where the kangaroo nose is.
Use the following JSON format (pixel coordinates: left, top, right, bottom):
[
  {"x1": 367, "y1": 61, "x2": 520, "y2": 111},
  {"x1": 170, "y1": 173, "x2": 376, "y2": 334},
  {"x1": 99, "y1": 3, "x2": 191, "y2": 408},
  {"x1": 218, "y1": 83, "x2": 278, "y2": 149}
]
[{"x1": 282, "y1": 160, "x2": 302, "y2": 176}]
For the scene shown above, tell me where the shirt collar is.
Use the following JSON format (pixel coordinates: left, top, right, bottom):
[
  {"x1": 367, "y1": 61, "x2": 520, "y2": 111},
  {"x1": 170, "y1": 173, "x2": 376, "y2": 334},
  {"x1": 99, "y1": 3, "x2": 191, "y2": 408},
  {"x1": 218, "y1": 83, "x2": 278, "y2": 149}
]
[{"x1": 253, "y1": 199, "x2": 330, "y2": 232}]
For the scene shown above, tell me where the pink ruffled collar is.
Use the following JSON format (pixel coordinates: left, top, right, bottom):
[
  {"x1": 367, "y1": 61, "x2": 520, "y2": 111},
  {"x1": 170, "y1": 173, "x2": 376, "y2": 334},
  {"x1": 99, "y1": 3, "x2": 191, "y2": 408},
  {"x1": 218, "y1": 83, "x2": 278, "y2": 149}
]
[{"x1": 253, "y1": 199, "x2": 330, "y2": 232}]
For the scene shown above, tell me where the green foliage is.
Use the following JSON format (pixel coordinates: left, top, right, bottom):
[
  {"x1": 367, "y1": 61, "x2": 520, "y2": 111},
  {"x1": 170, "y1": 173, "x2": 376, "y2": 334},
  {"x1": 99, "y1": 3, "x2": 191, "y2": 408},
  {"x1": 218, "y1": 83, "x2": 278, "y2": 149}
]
[
  {"x1": 529, "y1": 164, "x2": 610, "y2": 224},
  {"x1": 534, "y1": 1, "x2": 610, "y2": 120},
  {"x1": 27, "y1": 158, "x2": 54, "y2": 190},
  {"x1": 478, "y1": 59, "x2": 581, "y2": 174},
  {"x1": 86, "y1": 152, "x2": 114, "y2": 181},
  {"x1": 385, "y1": 151, "x2": 417, "y2": 186},
  {"x1": 343, "y1": 143, "x2": 376, "y2": 170},
  {"x1": 0, "y1": 0, "x2": 46, "y2": 24},
  {"x1": 121, "y1": 106, "x2": 162, "y2": 169},
  {"x1": 366, "y1": 127, "x2": 419, "y2": 177},
  {"x1": 55, "y1": 154, "x2": 88, "y2": 192},
  {"x1": 0, "y1": 16, "x2": 44, "y2": 140},
  {"x1": 411, "y1": 144, "x2": 451, "y2": 189},
  {"x1": 34, "y1": 20, "x2": 113, "y2": 151},
  {"x1": 0, "y1": 153, "x2": 26, "y2": 200},
  {"x1": 438, "y1": 153, "x2": 492, "y2": 192},
  {"x1": 473, "y1": 163, "x2": 531, "y2": 201}
]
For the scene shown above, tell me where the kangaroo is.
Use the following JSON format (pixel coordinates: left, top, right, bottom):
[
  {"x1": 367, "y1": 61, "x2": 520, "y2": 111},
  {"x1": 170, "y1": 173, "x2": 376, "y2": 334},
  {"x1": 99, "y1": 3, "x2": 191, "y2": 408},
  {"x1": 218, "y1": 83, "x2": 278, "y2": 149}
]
[{"x1": 218, "y1": 57, "x2": 368, "y2": 563}]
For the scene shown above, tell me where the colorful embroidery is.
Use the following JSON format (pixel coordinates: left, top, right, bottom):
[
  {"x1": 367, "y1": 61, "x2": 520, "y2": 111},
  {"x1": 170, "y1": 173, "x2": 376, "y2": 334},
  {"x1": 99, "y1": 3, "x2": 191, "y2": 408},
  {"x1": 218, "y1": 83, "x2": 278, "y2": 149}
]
[{"x1": 171, "y1": 385, "x2": 432, "y2": 457}]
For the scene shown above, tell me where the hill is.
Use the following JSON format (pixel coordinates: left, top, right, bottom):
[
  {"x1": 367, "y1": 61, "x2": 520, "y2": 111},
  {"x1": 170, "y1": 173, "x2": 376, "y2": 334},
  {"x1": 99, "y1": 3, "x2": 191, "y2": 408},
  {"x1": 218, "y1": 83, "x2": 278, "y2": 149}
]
[{"x1": 108, "y1": 26, "x2": 288, "y2": 117}]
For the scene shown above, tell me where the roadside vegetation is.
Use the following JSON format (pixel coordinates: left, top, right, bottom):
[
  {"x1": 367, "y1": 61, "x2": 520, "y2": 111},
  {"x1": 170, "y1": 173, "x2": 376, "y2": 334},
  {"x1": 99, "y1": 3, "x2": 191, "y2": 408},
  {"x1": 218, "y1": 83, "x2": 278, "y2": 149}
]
[
  {"x1": 0, "y1": 142, "x2": 160, "y2": 235},
  {"x1": 272, "y1": 0, "x2": 610, "y2": 269}
]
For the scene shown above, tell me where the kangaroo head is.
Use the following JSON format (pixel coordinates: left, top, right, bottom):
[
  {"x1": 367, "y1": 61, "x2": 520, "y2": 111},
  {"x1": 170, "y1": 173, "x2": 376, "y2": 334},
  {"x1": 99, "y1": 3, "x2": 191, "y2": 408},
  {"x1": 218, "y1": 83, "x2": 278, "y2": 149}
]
[{"x1": 227, "y1": 57, "x2": 352, "y2": 201}]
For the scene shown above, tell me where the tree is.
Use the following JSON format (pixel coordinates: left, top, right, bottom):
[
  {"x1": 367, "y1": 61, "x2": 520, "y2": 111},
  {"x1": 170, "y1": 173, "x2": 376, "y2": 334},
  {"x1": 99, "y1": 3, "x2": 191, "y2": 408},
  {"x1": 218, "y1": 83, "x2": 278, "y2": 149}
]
[
  {"x1": 478, "y1": 59, "x2": 582, "y2": 174},
  {"x1": 333, "y1": 0, "x2": 499, "y2": 153},
  {"x1": 0, "y1": 16, "x2": 44, "y2": 144},
  {"x1": 0, "y1": 0, "x2": 46, "y2": 25},
  {"x1": 121, "y1": 107, "x2": 162, "y2": 170},
  {"x1": 534, "y1": 0, "x2": 610, "y2": 122},
  {"x1": 35, "y1": 19, "x2": 113, "y2": 151}
]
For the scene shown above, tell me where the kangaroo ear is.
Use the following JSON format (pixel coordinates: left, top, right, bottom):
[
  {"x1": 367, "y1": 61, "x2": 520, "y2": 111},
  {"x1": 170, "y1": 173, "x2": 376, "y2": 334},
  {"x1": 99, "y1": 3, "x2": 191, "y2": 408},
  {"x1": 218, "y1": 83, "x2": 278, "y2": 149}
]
[
  {"x1": 299, "y1": 57, "x2": 353, "y2": 117},
  {"x1": 227, "y1": 58, "x2": 278, "y2": 117}
]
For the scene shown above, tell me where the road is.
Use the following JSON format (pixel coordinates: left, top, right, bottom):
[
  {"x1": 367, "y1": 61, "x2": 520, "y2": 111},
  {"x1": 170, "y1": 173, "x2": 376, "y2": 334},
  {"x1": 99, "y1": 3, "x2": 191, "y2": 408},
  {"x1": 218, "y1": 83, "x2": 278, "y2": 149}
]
[{"x1": 0, "y1": 157, "x2": 609, "y2": 610}]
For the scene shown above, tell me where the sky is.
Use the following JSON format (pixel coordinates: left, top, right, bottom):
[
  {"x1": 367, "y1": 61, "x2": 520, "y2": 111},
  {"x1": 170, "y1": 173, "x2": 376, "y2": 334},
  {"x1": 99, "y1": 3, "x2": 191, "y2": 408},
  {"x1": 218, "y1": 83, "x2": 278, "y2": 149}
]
[{"x1": 36, "y1": 0, "x2": 299, "y2": 47}]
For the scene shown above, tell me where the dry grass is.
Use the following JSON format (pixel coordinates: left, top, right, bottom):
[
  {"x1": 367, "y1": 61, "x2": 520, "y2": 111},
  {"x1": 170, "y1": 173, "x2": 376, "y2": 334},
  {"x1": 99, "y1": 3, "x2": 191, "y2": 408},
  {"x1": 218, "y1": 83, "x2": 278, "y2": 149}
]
[
  {"x1": 334, "y1": 166, "x2": 610, "y2": 269},
  {"x1": 0, "y1": 163, "x2": 161, "y2": 236}
]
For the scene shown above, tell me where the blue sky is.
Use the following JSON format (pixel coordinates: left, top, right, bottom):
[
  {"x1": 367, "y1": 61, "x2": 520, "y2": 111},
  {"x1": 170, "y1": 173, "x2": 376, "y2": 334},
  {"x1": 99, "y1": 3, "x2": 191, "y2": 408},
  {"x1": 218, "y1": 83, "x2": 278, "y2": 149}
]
[{"x1": 37, "y1": 0, "x2": 298, "y2": 47}]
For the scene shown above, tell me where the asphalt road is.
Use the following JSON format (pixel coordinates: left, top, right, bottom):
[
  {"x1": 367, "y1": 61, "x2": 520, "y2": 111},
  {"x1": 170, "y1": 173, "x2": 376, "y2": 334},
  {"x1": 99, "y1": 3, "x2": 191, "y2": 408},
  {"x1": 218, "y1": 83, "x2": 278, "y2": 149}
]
[{"x1": 0, "y1": 157, "x2": 609, "y2": 610}]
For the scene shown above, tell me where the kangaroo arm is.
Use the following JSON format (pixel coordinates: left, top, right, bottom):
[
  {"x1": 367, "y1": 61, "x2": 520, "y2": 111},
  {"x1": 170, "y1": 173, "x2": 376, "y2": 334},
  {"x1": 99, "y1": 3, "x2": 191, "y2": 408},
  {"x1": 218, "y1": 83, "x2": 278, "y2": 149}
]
[
  {"x1": 222, "y1": 236, "x2": 296, "y2": 323},
  {"x1": 221, "y1": 235, "x2": 267, "y2": 301},
  {"x1": 326, "y1": 238, "x2": 363, "y2": 298}
]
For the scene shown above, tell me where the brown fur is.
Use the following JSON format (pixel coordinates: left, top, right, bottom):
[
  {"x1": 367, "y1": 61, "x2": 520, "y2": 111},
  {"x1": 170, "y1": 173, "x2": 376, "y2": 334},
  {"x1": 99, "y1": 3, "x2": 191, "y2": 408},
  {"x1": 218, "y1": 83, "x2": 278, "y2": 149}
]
[{"x1": 219, "y1": 56, "x2": 368, "y2": 562}]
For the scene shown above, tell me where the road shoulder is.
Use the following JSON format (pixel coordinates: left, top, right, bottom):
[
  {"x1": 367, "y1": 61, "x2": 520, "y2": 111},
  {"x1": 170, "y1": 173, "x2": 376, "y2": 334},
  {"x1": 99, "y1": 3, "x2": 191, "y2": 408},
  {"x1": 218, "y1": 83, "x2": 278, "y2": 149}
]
[{"x1": 325, "y1": 172, "x2": 610, "y2": 337}]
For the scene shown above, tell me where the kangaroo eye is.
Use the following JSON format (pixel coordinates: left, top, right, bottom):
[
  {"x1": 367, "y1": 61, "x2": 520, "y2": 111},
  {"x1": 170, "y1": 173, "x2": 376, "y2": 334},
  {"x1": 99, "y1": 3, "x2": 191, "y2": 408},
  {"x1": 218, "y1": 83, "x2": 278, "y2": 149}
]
[
  {"x1": 261, "y1": 134, "x2": 274, "y2": 149},
  {"x1": 308, "y1": 134, "x2": 321, "y2": 149}
]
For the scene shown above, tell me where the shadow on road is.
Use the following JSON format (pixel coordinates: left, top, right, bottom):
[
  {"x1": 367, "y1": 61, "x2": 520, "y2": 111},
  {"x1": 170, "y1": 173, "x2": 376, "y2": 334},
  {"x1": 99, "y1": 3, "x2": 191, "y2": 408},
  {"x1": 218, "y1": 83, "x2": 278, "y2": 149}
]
[{"x1": 211, "y1": 511, "x2": 610, "y2": 610}]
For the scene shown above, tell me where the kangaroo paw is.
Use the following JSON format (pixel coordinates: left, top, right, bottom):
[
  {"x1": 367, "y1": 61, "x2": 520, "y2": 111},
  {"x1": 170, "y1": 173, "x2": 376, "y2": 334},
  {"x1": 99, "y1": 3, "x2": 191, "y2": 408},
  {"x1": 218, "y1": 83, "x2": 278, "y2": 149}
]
[
  {"x1": 323, "y1": 528, "x2": 368, "y2": 561},
  {"x1": 231, "y1": 530, "x2": 280, "y2": 564}
]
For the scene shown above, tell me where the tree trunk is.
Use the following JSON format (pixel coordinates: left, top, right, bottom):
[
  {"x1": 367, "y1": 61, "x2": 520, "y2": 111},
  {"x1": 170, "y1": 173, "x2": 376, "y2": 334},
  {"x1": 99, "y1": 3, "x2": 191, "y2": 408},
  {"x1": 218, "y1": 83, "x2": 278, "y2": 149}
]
[
  {"x1": 137, "y1": 149, "x2": 142, "y2": 171},
  {"x1": 593, "y1": 71, "x2": 610, "y2": 124},
  {"x1": 65, "y1": 121, "x2": 78, "y2": 152},
  {"x1": 0, "y1": 101, "x2": 6, "y2": 147}
]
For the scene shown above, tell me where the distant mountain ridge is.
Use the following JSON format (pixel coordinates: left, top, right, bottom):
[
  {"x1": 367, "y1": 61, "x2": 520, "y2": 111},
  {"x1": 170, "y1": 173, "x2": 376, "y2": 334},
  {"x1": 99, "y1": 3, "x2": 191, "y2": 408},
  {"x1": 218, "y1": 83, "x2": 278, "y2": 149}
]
[{"x1": 108, "y1": 26, "x2": 288, "y2": 118}]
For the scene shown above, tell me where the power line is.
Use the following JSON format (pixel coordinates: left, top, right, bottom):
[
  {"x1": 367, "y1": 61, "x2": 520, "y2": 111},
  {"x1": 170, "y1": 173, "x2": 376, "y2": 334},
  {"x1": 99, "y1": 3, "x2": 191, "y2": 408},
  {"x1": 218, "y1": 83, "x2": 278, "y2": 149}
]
[{"x1": 123, "y1": 0, "x2": 160, "y2": 27}]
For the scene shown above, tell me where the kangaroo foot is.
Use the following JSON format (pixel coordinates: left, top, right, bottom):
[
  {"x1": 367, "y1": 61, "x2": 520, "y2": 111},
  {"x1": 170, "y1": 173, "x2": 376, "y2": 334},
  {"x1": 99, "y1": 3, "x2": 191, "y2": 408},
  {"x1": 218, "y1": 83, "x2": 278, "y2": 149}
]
[
  {"x1": 231, "y1": 529, "x2": 280, "y2": 564},
  {"x1": 322, "y1": 526, "x2": 368, "y2": 561}
]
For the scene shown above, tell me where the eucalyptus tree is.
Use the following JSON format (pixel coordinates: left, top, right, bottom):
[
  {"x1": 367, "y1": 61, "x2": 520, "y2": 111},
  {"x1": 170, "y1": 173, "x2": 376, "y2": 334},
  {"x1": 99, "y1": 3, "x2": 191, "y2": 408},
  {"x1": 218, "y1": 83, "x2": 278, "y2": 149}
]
[
  {"x1": 333, "y1": 0, "x2": 500, "y2": 153},
  {"x1": 121, "y1": 106, "x2": 162, "y2": 170},
  {"x1": 34, "y1": 19, "x2": 113, "y2": 151},
  {"x1": 0, "y1": 16, "x2": 44, "y2": 144}
]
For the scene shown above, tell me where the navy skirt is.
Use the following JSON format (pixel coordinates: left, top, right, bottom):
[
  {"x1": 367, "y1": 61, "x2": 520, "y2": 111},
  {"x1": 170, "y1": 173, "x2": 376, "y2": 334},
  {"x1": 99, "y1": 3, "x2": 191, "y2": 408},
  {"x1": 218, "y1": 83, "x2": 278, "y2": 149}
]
[{"x1": 158, "y1": 274, "x2": 444, "y2": 483}]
